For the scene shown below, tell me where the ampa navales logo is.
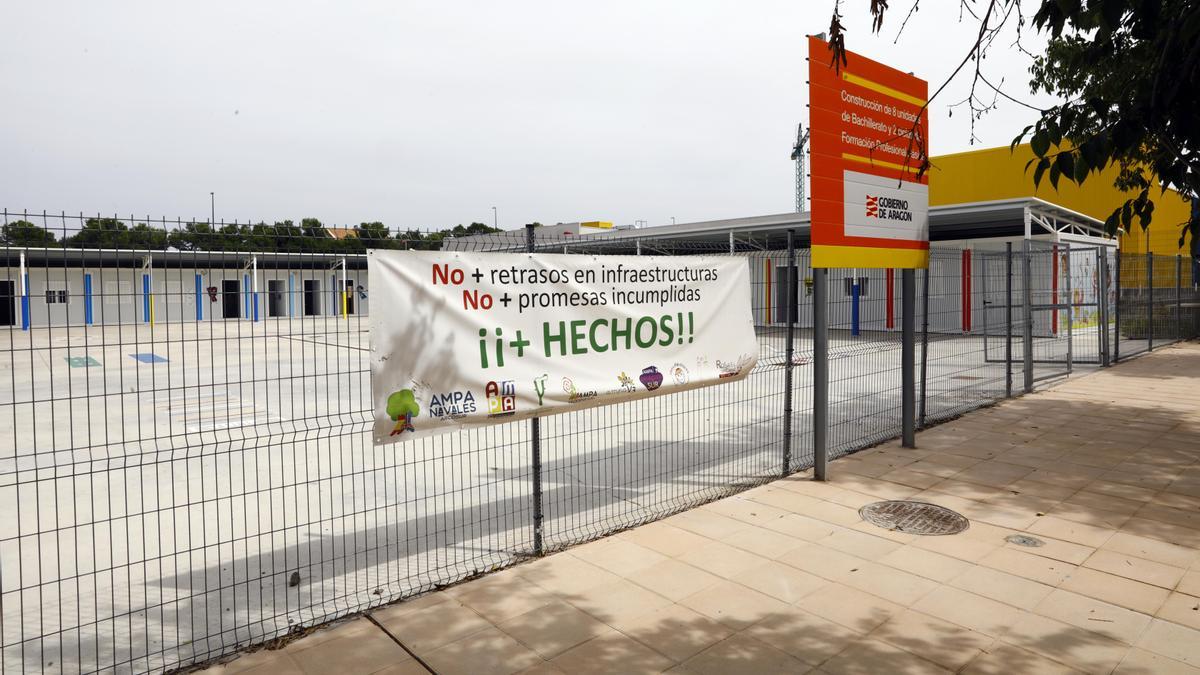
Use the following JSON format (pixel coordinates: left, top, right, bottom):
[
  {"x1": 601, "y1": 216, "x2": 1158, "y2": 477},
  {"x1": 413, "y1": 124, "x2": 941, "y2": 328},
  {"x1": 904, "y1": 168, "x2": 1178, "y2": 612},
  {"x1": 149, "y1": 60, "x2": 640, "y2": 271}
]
[
  {"x1": 429, "y1": 390, "x2": 477, "y2": 421},
  {"x1": 865, "y1": 195, "x2": 913, "y2": 222}
]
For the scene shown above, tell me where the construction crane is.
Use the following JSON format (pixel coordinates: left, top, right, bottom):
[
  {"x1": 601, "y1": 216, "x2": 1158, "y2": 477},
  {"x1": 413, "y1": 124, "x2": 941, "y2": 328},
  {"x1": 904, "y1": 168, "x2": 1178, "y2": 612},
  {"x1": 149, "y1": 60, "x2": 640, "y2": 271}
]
[{"x1": 790, "y1": 123, "x2": 810, "y2": 213}]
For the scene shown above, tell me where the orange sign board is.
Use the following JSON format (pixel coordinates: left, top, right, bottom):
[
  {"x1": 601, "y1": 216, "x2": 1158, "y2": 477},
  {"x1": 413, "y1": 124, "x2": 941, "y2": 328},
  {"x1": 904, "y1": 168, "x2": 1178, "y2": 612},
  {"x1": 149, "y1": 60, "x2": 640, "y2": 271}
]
[{"x1": 808, "y1": 36, "x2": 930, "y2": 269}]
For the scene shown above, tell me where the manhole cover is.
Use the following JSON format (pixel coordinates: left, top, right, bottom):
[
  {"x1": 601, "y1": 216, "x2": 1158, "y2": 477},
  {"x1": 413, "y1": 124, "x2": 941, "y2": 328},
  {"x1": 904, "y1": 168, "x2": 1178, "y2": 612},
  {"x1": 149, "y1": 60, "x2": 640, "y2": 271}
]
[
  {"x1": 859, "y1": 500, "x2": 969, "y2": 536},
  {"x1": 1005, "y1": 534, "x2": 1045, "y2": 548}
]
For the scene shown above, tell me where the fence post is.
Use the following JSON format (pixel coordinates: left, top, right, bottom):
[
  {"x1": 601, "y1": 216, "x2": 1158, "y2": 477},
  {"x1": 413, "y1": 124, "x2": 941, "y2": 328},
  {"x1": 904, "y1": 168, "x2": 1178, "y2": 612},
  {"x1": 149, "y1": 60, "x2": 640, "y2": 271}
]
[
  {"x1": 1147, "y1": 252, "x2": 1154, "y2": 352},
  {"x1": 782, "y1": 230, "x2": 797, "y2": 476},
  {"x1": 1177, "y1": 255, "x2": 1183, "y2": 342},
  {"x1": 1005, "y1": 242, "x2": 1013, "y2": 394},
  {"x1": 1065, "y1": 245, "x2": 1073, "y2": 374},
  {"x1": 1114, "y1": 249, "x2": 1121, "y2": 362},
  {"x1": 918, "y1": 264, "x2": 929, "y2": 428},
  {"x1": 812, "y1": 268, "x2": 829, "y2": 481},
  {"x1": 902, "y1": 269, "x2": 916, "y2": 448},
  {"x1": 1023, "y1": 239, "x2": 1034, "y2": 393},
  {"x1": 1097, "y1": 248, "x2": 1109, "y2": 367},
  {"x1": 526, "y1": 223, "x2": 544, "y2": 555}
]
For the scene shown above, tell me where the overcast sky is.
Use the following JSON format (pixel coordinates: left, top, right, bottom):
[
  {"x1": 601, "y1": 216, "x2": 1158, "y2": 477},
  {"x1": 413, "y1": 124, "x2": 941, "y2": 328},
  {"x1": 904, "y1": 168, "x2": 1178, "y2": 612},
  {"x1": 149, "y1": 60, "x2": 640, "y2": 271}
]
[{"x1": 1, "y1": 2, "x2": 1057, "y2": 231}]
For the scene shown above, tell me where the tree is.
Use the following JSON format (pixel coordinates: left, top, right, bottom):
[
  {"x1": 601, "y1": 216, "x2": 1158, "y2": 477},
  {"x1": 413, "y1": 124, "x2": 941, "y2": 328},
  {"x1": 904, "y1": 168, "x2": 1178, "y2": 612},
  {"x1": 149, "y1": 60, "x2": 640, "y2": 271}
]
[
  {"x1": 1, "y1": 220, "x2": 58, "y2": 247},
  {"x1": 829, "y1": 0, "x2": 1200, "y2": 248},
  {"x1": 65, "y1": 217, "x2": 124, "y2": 248}
]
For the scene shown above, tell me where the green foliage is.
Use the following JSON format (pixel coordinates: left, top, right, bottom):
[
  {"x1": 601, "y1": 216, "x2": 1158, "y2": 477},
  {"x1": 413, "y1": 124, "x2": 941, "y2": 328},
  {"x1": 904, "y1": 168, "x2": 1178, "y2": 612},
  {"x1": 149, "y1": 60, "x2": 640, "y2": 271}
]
[
  {"x1": 62, "y1": 218, "x2": 167, "y2": 250},
  {"x1": 386, "y1": 389, "x2": 420, "y2": 421},
  {"x1": 6, "y1": 216, "x2": 505, "y2": 253},
  {"x1": 1014, "y1": 0, "x2": 1200, "y2": 248},
  {"x1": 1, "y1": 220, "x2": 57, "y2": 246}
]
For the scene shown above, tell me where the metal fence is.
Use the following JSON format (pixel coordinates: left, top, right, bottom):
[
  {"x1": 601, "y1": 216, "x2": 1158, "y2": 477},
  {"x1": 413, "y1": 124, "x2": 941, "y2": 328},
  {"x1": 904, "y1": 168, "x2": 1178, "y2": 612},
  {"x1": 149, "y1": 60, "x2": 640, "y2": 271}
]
[{"x1": 0, "y1": 211, "x2": 1196, "y2": 673}]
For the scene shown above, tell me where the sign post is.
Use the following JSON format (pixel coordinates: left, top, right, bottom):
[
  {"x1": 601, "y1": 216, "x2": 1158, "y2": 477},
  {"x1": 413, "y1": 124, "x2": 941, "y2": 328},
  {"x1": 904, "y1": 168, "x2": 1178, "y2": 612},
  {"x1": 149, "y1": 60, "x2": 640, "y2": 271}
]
[{"x1": 808, "y1": 36, "x2": 930, "y2": 464}]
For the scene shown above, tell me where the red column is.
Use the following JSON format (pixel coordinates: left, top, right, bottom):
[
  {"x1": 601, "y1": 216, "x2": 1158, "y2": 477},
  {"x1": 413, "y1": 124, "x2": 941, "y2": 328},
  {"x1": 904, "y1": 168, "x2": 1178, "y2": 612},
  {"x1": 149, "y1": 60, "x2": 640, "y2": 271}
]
[{"x1": 886, "y1": 268, "x2": 895, "y2": 329}]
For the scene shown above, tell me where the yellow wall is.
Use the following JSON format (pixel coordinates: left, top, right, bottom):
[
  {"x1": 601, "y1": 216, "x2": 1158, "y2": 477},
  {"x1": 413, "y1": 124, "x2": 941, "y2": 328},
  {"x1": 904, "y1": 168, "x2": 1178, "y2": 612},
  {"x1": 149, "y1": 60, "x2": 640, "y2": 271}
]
[{"x1": 929, "y1": 144, "x2": 1193, "y2": 255}]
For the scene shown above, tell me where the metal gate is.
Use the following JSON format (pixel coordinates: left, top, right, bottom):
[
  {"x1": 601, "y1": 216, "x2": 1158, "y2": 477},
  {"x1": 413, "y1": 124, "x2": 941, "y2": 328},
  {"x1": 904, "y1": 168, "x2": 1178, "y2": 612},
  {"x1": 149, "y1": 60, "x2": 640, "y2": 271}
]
[{"x1": 979, "y1": 242, "x2": 1104, "y2": 391}]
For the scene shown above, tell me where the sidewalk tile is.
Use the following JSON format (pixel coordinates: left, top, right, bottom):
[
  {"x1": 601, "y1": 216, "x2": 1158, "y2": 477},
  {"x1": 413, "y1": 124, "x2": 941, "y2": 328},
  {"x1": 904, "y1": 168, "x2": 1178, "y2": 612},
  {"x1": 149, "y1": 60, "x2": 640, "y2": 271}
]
[
  {"x1": 683, "y1": 634, "x2": 810, "y2": 674},
  {"x1": 721, "y1": 525, "x2": 807, "y2": 559},
  {"x1": 498, "y1": 600, "x2": 609, "y2": 660},
  {"x1": 744, "y1": 606, "x2": 860, "y2": 666},
  {"x1": 822, "y1": 637, "x2": 951, "y2": 675},
  {"x1": 568, "y1": 578, "x2": 673, "y2": 627},
  {"x1": 1114, "y1": 647, "x2": 1200, "y2": 675},
  {"x1": 796, "y1": 583, "x2": 903, "y2": 633},
  {"x1": 1155, "y1": 592, "x2": 1200, "y2": 631},
  {"x1": 776, "y1": 543, "x2": 869, "y2": 583},
  {"x1": 625, "y1": 558, "x2": 722, "y2": 602},
  {"x1": 1033, "y1": 588, "x2": 1152, "y2": 645},
  {"x1": 871, "y1": 609, "x2": 994, "y2": 670},
  {"x1": 454, "y1": 573, "x2": 556, "y2": 624},
  {"x1": 1002, "y1": 612, "x2": 1130, "y2": 673},
  {"x1": 284, "y1": 618, "x2": 414, "y2": 675},
  {"x1": 1136, "y1": 618, "x2": 1200, "y2": 666},
  {"x1": 731, "y1": 560, "x2": 826, "y2": 604},
  {"x1": 677, "y1": 541, "x2": 767, "y2": 579},
  {"x1": 422, "y1": 626, "x2": 542, "y2": 675},
  {"x1": 817, "y1": 528, "x2": 902, "y2": 560},
  {"x1": 679, "y1": 579, "x2": 790, "y2": 630},
  {"x1": 950, "y1": 565, "x2": 1054, "y2": 610},
  {"x1": 1102, "y1": 531, "x2": 1200, "y2": 568},
  {"x1": 879, "y1": 546, "x2": 973, "y2": 583},
  {"x1": 569, "y1": 537, "x2": 669, "y2": 577},
  {"x1": 667, "y1": 509, "x2": 751, "y2": 540},
  {"x1": 841, "y1": 562, "x2": 939, "y2": 606},
  {"x1": 619, "y1": 522, "x2": 711, "y2": 557},
  {"x1": 372, "y1": 598, "x2": 490, "y2": 653},
  {"x1": 549, "y1": 631, "x2": 675, "y2": 675},
  {"x1": 962, "y1": 643, "x2": 1082, "y2": 675},
  {"x1": 613, "y1": 604, "x2": 734, "y2": 662},
  {"x1": 1028, "y1": 515, "x2": 1116, "y2": 548},
  {"x1": 912, "y1": 586, "x2": 1022, "y2": 637},
  {"x1": 1083, "y1": 549, "x2": 1186, "y2": 589},
  {"x1": 980, "y1": 547, "x2": 1075, "y2": 586},
  {"x1": 519, "y1": 554, "x2": 622, "y2": 597},
  {"x1": 1060, "y1": 567, "x2": 1170, "y2": 615}
]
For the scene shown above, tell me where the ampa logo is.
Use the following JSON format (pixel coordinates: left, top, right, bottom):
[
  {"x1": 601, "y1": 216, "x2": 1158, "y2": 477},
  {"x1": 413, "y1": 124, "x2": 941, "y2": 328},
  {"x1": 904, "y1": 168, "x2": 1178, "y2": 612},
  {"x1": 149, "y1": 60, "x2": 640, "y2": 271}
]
[
  {"x1": 486, "y1": 380, "x2": 516, "y2": 417},
  {"x1": 866, "y1": 195, "x2": 879, "y2": 218}
]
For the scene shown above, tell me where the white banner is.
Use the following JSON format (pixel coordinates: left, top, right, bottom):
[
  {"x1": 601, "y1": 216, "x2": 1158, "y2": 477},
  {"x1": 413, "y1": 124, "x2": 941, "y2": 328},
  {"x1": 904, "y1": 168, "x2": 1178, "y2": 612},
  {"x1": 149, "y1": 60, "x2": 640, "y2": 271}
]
[{"x1": 369, "y1": 249, "x2": 759, "y2": 444}]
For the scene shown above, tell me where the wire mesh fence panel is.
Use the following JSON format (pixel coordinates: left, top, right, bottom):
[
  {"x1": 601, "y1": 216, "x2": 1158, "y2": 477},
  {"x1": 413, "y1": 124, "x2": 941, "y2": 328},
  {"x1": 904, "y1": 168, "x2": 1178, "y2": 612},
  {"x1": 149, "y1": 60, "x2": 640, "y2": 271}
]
[
  {"x1": 1022, "y1": 241, "x2": 1074, "y2": 383},
  {"x1": 1062, "y1": 246, "x2": 1106, "y2": 364},
  {"x1": 1116, "y1": 252, "x2": 1151, "y2": 360},
  {"x1": 1149, "y1": 254, "x2": 1182, "y2": 347},
  {"x1": 529, "y1": 236, "x2": 793, "y2": 551},
  {"x1": 0, "y1": 209, "x2": 1137, "y2": 674},
  {"x1": 821, "y1": 260, "x2": 904, "y2": 459},
  {"x1": 919, "y1": 248, "x2": 1010, "y2": 425},
  {"x1": 0, "y1": 215, "x2": 541, "y2": 674}
]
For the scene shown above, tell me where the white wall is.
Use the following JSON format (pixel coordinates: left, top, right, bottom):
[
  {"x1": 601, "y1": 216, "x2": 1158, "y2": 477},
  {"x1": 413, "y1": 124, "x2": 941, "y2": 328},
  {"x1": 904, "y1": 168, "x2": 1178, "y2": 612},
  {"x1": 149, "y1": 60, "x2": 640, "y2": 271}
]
[{"x1": 1, "y1": 263, "x2": 371, "y2": 328}]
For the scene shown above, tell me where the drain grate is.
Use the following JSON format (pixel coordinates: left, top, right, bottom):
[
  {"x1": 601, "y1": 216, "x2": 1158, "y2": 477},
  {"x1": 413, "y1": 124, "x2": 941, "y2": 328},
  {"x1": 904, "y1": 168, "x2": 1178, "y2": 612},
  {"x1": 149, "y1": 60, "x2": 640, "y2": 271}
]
[
  {"x1": 859, "y1": 500, "x2": 970, "y2": 536},
  {"x1": 1005, "y1": 534, "x2": 1046, "y2": 547}
]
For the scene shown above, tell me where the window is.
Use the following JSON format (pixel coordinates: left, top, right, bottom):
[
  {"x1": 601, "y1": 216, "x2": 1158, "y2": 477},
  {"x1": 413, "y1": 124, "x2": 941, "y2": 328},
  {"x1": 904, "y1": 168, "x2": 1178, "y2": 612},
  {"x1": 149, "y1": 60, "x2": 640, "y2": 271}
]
[
  {"x1": 45, "y1": 287, "x2": 69, "y2": 304},
  {"x1": 843, "y1": 276, "x2": 870, "y2": 298}
]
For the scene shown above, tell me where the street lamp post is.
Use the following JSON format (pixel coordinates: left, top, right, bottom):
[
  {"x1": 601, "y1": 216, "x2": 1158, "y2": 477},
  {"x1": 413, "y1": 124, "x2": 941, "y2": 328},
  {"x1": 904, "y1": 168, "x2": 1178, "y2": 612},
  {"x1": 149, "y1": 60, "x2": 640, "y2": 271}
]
[
  {"x1": 210, "y1": 192, "x2": 215, "y2": 225},
  {"x1": 492, "y1": 206, "x2": 497, "y2": 229}
]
